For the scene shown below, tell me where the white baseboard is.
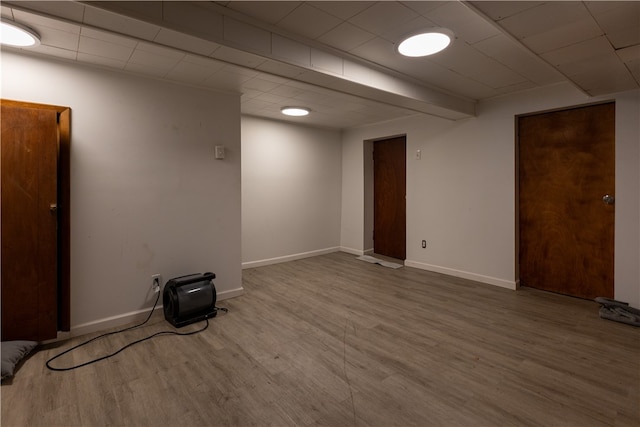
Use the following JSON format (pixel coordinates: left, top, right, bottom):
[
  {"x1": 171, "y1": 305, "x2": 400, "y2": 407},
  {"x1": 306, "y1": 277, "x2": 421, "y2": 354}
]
[
  {"x1": 338, "y1": 246, "x2": 364, "y2": 256},
  {"x1": 404, "y1": 260, "x2": 517, "y2": 290},
  {"x1": 242, "y1": 247, "x2": 341, "y2": 269},
  {"x1": 53, "y1": 286, "x2": 244, "y2": 342}
]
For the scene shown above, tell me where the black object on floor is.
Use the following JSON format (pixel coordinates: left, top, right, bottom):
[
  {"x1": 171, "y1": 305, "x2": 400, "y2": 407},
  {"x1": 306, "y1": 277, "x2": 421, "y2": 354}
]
[{"x1": 163, "y1": 272, "x2": 219, "y2": 328}]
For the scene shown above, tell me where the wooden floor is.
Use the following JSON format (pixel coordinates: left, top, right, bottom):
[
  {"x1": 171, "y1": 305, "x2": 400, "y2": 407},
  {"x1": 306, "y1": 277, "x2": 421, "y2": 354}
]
[{"x1": 2, "y1": 252, "x2": 639, "y2": 426}]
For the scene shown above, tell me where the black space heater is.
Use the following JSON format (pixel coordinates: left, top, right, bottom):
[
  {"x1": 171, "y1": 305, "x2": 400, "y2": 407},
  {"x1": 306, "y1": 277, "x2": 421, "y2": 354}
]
[{"x1": 163, "y1": 272, "x2": 218, "y2": 328}]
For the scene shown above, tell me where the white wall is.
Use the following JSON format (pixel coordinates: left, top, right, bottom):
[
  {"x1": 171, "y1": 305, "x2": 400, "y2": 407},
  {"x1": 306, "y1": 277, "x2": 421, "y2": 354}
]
[
  {"x1": 1, "y1": 52, "x2": 243, "y2": 334},
  {"x1": 241, "y1": 116, "x2": 342, "y2": 267},
  {"x1": 341, "y1": 82, "x2": 640, "y2": 307}
]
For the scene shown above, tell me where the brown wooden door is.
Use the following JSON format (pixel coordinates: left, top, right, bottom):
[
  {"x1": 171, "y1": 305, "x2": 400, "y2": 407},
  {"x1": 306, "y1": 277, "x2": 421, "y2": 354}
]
[
  {"x1": 518, "y1": 102, "x2": 615, "y2": 300},
  {"x1": 374, "y1": 136, "x2": 406, "y2": 260},
  {"x1": 1, "y1": 104, "x2": 59, "y2": 341}
]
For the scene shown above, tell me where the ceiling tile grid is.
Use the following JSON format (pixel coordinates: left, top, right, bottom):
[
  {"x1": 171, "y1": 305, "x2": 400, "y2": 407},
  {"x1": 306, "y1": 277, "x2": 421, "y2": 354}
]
[{"x1": 2, "y1": 1, "x2": 638, "y2": 129}]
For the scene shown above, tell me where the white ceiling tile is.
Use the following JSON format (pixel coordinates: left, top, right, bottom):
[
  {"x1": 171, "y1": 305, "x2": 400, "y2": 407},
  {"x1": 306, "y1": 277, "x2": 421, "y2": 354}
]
[
  {"x1": 494, "y1": 80, "x2": 537, "y2": 95},
  {"x1": 30, "y1": 44, "x2": 77, "y2": 60},
  {"x1": 554, "y1": 51, "x2": 624, "y2": 78},
  {"x1": 182, "y1": 54, "x2": 226, "y2": 71},
  {"x1": 605, "y1": 26, "x2": 640, "y2": 50},
  {"x1": 13, "y1": 9, "x2": 80, "y2": 34},
  {"x1": 429, "y1": 42, "x2": 498, "y2": 76},
  {"x1": 225, "y1": 1, "x2": 301, "y2": 25},
  {"x1": 349, "y1": 2, "x2": 417, "y2": 37},
  {"x1": 221, "y1": 63, "x2": 260, "y2": 78},
  {"x1": 472, "y1": 35, "x2": 563, "y2": 86},
  {"x1": 154, "y1": 28, "x2": 220, "y2": 56},
  {"x1": 379, "y1": 15, "x2": 438, "y2": 43},
  {"x1": 128, "y1": 47, "x2": 184, "y2": 73},
  {"x1": 349, "y1": 36, "x2": 396, "y2": 66},
  {"x1": 267, "y1": 84, "x2": 307, "y2": 98},
  {"x1": 242, "y1": 77, "x2": 282, "y2": 92},
  {"x1": 470, "y1": 63, "x2": 528, "y2": 89},
  {"x1": 272, "y1": 35, "x2": 310, "y2": 66},
  {"x1": 617, "y1": 44, "x2": 640, "y2": 64},
  {"x1": 77, "y1": 51, "x2": 127, "y2": 70},
  {"x1": 240, "y1": 88, "x2": 263, "y2": 100},
  {"x1": 391, "y1": 56, "x2": 450, "y2": 81},
  {"x1": 252, "y1": 71, "x2": 290, "y2": 84},
  {"x1": 9, "y1": 1, "x2": 85, "y2": 22},
  {"x1": 587, "y1": 1, "x2": 640, "y2": 35},
  {"x1": 498, "y1": 2, "x2": 592, "y2": 40},
  {"x1": 310, "y1": 49, "x2": 342, "y2": 74},
  {"x1": 161, "y1": 1, "x2": 223, "y2": 41},
  {"x1": 80, "y1": 27, "x2": 137, "y2": 47},
  {"x1": 469, "y1": 1, "x2": 544, "y2": 21},
  {"x1": 97, "y1": 1, "x2": 163, "y2": 21},
  {"x1": 210, "y1": 45, "x2": 268, "y2": 69},
  {"x1": 540, "y1": 36, "x2": 613, "y2": 68},
  {"x1": 135, "y1": 42, "x2": 185, "y2": 60},
  {"x1": 519, "y1": 19, "x2": 603, "y2": 54},
  {"x1": 583, "y1": 1, "x2": 625, "y2": 15},
  {"x1": 308, "y1": 1, "x2": 375, "y2": 20},
  {"x1": 421, "y1": 67, "x2": 497, "y2": 99},
  {"x1": 294, "y1": 69, "x2": 341, "y2": 88},
  {"x1": 83, "y1": 6, "x2": 160, "y2": 41},
  {"x1": 625, "y1": 58, "x2": 640, "y2": 85},
  {"x1": 254, "y1": 92, "x2": 291, "y2": 105},
  {"x1": 276, "y1": 3, "x2": 341, "y2": 39},
  {"x1": 401, "y1": 1, "x2": 449, "y2": 16},
  {"x1": 427, "y1": 2, "x2": 501, "y2": 44},
  {"x1": 256, "y1": 60, "x2": 306, "y2": 79},
  {"x1": 241, "y1": 98, "x2": 275, "y2": 111},
  {"x1": 571, "y1": 62, "x2": 638, "y2": 95},
  {"x1": 223, "y1": 17, "x2": 271, "y2": 54},
  {"x1": 79, "y1": 35, "x2": 134, "y2": 62},
  {"x1": 1, "y1": 5, "x2": 13, "y2": 19},
  {"x1": 37, "y1": 26, "x2": 80, "y2": 50},
  {"x1": 317, "y1": 22, "x2": 376, "y2": 52}
]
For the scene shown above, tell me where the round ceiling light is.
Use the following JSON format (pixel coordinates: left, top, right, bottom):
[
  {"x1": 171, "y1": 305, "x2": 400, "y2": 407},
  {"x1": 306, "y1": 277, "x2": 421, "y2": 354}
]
[
  {"x1": 0, "y1": 20, "x2": 40, "y2": 47},
  {"x1": 397, "y1": 29, "x2": 453, "y2": 57},
  {"x1": 281, "y1": 107, "x2": 310, "y2": 117}
]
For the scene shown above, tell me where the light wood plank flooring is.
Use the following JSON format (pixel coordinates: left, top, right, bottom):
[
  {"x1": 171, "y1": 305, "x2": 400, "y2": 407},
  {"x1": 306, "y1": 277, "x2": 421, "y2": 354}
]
[{"x1": 2, "y1": 252, "x2": 639, "y2": 426}]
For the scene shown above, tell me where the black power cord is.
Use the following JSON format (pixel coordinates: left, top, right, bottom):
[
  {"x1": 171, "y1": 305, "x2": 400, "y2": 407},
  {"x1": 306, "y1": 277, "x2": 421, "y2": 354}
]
[{"x1": 46, "y1": 288, "x2": 227, "y2": 372}]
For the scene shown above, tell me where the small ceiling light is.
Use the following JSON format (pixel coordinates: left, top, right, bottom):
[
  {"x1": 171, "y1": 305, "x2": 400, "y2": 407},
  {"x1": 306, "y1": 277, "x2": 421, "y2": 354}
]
[
  {"x1": 397, "y1": 29, "x2": 453, "y2": 57},
  {"x1": 0, "y1": 20, "x2": 40, "y2": 47},
  {"x1": 281, "y1": 107, "x2": 310, "y2": 117}
]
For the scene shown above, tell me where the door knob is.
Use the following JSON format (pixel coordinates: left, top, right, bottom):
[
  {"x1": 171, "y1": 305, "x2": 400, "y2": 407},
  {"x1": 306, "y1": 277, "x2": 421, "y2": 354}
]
[
  {"x1": 49, "y1": 203, "x2": 58, "y2": 212},
  {"x1": 602, "y1": 194, "x2": 615, "y2": 205}
]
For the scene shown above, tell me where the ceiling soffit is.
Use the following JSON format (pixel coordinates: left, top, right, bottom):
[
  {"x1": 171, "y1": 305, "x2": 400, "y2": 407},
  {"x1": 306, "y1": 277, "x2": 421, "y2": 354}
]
[{"x1": 34, "y1": 0, "x2": 476, "y2": 120}]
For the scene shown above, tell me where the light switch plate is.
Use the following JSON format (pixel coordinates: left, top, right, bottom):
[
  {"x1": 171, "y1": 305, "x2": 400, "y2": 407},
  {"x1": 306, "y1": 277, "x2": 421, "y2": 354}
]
[{"x1": 215, "y1": 145, "x2": 225, "y2": 160}]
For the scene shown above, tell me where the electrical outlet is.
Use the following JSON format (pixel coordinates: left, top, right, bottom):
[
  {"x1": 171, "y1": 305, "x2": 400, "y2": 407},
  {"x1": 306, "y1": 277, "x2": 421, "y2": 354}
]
[
  {"x1": 421, "y1": 240, "x2": 427, "y2": 249},
  {"x1": 151, "y1": 274, "x2": 162, "y2": 292}
]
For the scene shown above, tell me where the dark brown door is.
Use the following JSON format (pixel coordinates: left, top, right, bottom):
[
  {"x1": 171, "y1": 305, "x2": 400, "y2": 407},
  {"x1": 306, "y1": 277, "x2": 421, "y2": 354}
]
[
  {"x1": 518, "y1": 102, "x2": 615, "y2": 300},
  {"x1": 1, "y1": 104, "x2": 59, "y2": 341},
  {"x1": 374, "y1": 136, "x2": 406, "y2": 260}
]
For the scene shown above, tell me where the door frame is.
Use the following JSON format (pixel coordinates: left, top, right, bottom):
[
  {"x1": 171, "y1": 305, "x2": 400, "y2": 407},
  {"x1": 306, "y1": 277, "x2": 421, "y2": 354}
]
[
  {"x1": 1, "y1": 99, "x2": 71, "y2": 331},
  {"x1": 515, "y1": 100, "x2": 615, "y2": 296},
  {"x1": 364, "y1": 134, "x2": 407, "y2": 259}
]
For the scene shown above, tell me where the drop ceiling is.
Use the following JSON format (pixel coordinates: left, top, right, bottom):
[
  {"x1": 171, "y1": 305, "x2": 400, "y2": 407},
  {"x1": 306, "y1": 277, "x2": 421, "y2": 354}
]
[{"x1": 1, "y1": 1, "x2": 639, "y2": 129}]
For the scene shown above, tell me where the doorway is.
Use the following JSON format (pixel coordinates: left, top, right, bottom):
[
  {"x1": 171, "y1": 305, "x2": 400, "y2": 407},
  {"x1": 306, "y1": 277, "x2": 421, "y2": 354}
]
[
  {"x1": 373, "y1": 136, "x2": 406, "y2": 260},
  {"x1": 517, "y1": 102, "x2": 615, "y2": 300},
  {"x1": 1, "y1": 99, "x2": 71, "y2": 341}
]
